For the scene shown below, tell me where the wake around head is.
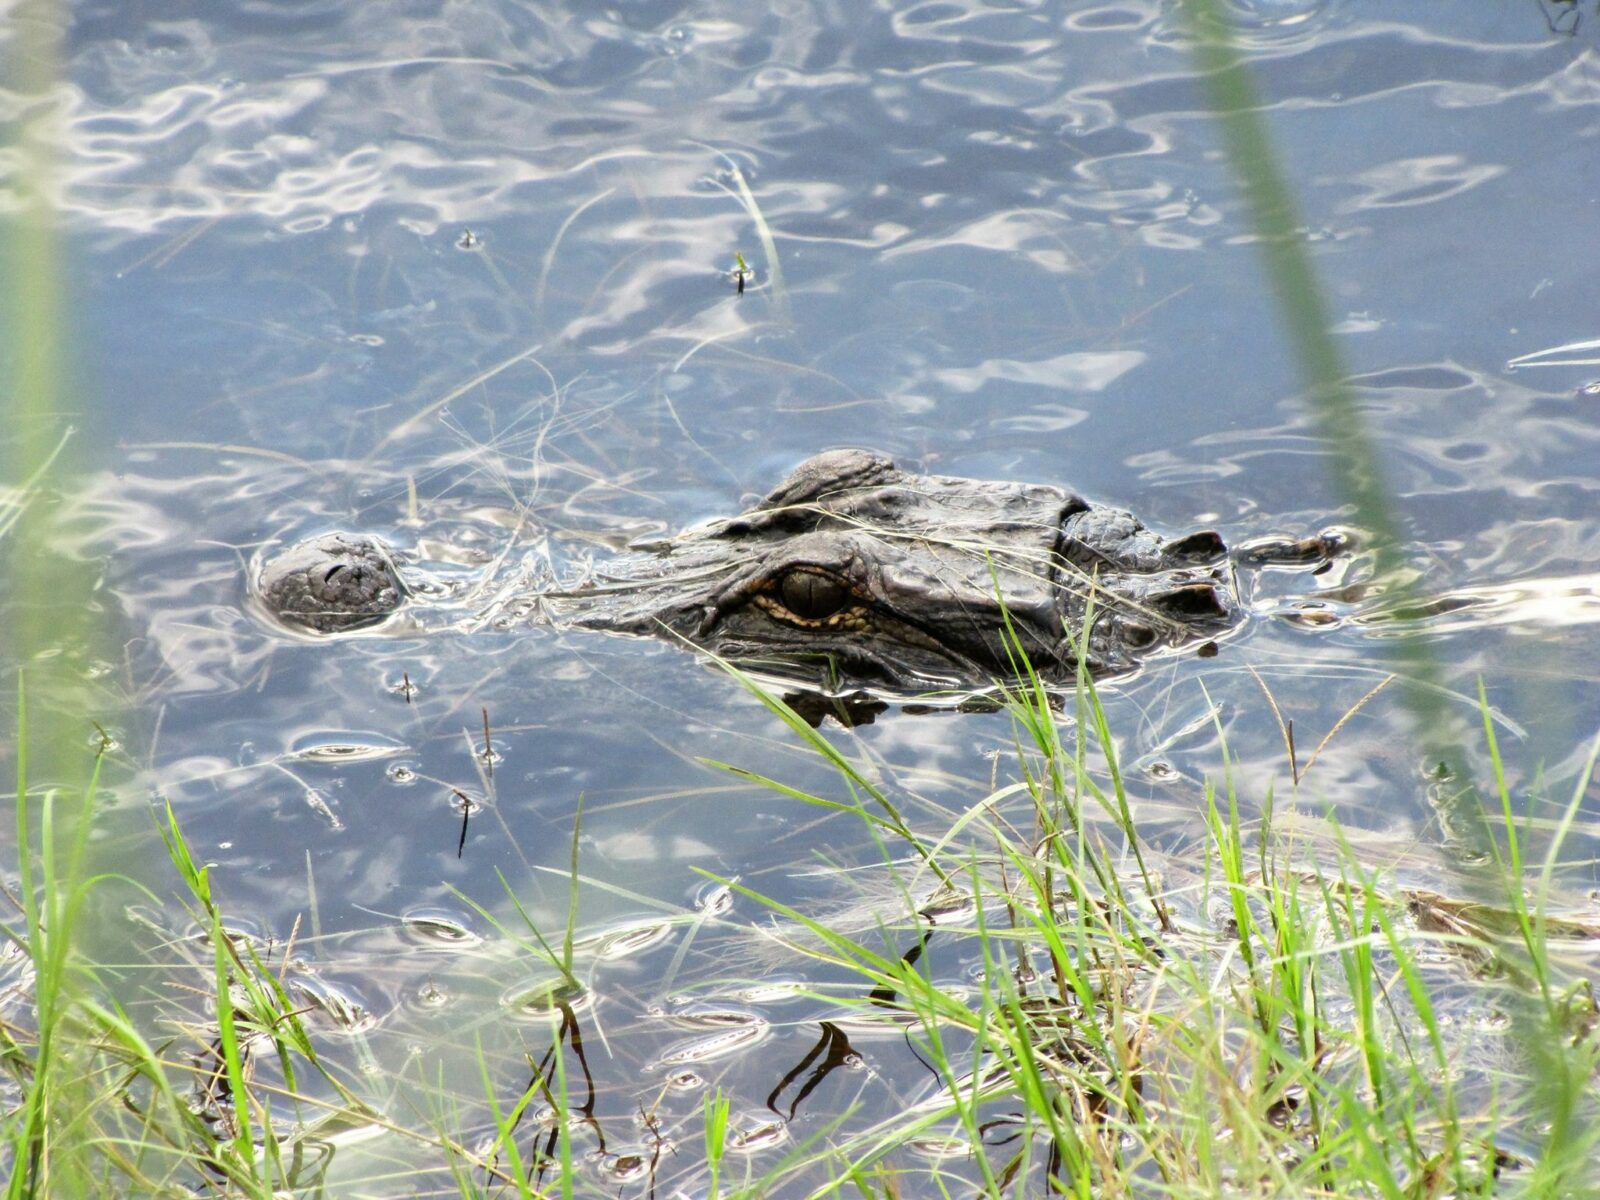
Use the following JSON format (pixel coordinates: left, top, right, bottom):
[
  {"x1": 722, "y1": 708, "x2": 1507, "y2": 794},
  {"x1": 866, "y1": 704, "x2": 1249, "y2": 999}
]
[{"x1": 255, "y1": 449, "x2": 1247, "y2": 697}]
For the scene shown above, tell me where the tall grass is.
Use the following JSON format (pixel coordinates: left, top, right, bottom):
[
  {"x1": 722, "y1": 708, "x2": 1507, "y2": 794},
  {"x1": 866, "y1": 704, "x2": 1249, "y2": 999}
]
[
  {"x1": 6, "y1": 648, "x2": 1592, "y2": 1196},
  {"x1": 691, "y1": 663, "x2": 1599, "y2": 1198},
  {"x1": 1177, "y1": 3, "x2": 1597, "y2": 1183}
]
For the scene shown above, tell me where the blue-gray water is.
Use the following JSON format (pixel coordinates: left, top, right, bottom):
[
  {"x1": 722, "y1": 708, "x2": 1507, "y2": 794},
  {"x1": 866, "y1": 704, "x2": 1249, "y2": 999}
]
[{"x1": 4, "y1": 0, "x2": 1600, "y2": 1192}]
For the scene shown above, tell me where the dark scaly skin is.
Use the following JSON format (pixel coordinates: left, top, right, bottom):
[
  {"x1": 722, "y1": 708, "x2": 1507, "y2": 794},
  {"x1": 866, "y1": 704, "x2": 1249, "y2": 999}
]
[
  {"x1": 257, "y1": 532, "x2": 406, "y2": 634},
  {"x1": 257, "y1": 450, "x2": 1273, "y2": 693}
]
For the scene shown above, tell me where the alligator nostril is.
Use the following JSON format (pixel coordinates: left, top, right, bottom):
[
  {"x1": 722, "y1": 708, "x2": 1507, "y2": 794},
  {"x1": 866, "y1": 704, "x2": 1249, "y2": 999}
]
[
  {"x1": 1165, "y1": 530, "x2": 1227, "y2": 564},
  {"x1": 1153, "y1": 583, "x2": 1229, "y2": 620},
  {"x1": 1122, "y1": 622, "x2": 1157, "y2": 649}
]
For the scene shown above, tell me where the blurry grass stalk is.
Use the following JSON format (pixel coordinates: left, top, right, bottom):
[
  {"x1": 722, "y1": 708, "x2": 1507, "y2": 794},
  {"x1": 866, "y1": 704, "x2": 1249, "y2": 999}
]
[
  {"x1": 6, "y1": 0, "x2": 102, "y2": 749},
  {"x1": 4, "y1": 2, "x2": 128, "y2": 1191},
  {"x1": 7, "y1": 0, "x2": 75, "y2": 688},
  {"x1": 1178, "y1": 0, "x2": 1487, "y2": 856},
  {"x1": 1181, "y1": 1, "x2": 1596, "y2": 1189}
]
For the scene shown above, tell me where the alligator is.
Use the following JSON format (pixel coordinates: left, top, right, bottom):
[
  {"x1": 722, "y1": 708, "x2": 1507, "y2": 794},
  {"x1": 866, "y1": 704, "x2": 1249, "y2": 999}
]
[{"x1": 257, "y1": 449, "x2": 1337, "y2": 706}]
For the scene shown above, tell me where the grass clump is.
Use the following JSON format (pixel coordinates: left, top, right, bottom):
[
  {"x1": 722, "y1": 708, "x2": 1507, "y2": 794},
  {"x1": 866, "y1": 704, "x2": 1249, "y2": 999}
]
[
  {"x1": 2, "y1": 695, "x2": 394, "y2": 1196},
  {"x1": 691, "y1": 657, "x2": 1600, "y2": 1198},
  {"x1": 2, "y1": 646, "x2": 1596, "y2": 1198}
]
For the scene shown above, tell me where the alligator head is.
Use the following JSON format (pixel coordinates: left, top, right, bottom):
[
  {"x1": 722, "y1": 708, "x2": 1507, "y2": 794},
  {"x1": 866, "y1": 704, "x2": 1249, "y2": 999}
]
[
  {"x1": 550, "y1": 449, "x2": 1235, "y2": 695},
  {"x1": 256, "y1": 449, "x2": 1239, "y2": 699}
]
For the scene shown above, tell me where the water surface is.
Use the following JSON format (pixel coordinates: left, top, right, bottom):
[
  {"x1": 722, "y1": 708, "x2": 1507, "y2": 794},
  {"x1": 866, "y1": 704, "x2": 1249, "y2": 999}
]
[{"x1": 4, "y1": 0, "x2": 1600, "y2": 1191}]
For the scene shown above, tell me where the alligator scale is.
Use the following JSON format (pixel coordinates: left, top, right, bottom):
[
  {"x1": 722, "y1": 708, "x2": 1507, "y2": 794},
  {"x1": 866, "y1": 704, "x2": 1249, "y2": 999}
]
[{"x1": 259, "y1": 450, "x2": 1327, "y2": 698}]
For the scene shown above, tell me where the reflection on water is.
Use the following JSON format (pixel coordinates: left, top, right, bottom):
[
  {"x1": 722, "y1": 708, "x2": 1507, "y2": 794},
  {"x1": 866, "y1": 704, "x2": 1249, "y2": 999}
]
[
  {"x1": 5, "y1": 0, "x2": 1600, "y2": 1192},
  {"x1": 1352, "y1": 570, "x2": 1600, "y2": 635}
]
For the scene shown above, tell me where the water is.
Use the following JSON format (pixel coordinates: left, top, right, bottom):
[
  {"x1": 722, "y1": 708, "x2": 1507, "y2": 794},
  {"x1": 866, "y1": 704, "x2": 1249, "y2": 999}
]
[{"x1": 4, "y1": 0, "x2": 1600, "y2": 1192}]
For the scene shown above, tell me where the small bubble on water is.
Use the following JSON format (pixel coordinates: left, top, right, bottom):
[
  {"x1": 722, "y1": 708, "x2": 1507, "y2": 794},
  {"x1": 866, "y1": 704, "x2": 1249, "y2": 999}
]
[
  {"x1": 504, "y1": 978, "x2": 591, "y2": 1019},
  {"x1": 732, "y1": 981, "x2": 804, "y2": 1003},
  {"x1": 1207, "y1": 0, "x2": 1333, "y2": 32},
  {"x1": 602, "y1": 1154, "x2": 649, "y2": 1182},
  {"x1": 1578, "y1": 381, "x2": 1600, "y2": 399},
  {"x1": 656, "y1": 1021, "x2": 768, "y2": 1064},
  {"x1": 298, "y1": 741, "x2": 398, "y2": 763},
  {"x1": 696, "y1": 881, "x2": 734, "y2": 915},
  {"x1": 732, "y1": 1121, "x2": 787, "y2": 1152},
  {"x1": 654, "y1": 25, "x2": 690, "y2": 55},
  {"x1": 908, "y1": 1135, "x2": 971, "y2": 1160},
  {"x1": 580, "y1": 920, "x2": 673, "y2": 960},
  {"x1": 402, "y1": 911, "x2": 478, "y2": 946},
  {"x1": 668, "y1": 1008, "x2": 761, "y2": 1030},
  {"x1": 414, "y1": 979, "x2": 451, "y2": 1009}
]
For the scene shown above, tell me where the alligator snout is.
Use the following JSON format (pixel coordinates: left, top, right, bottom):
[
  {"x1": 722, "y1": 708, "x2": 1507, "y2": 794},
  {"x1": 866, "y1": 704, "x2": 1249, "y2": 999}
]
[{"x1": 257, "y1": 532, "x2": 407, "y2": 634}]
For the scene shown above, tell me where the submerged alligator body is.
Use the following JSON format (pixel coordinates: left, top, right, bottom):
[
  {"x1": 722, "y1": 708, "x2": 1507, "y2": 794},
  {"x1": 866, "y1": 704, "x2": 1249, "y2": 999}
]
[{"x1": 259, "y1": 450, "x2": 1320, "y2": 699}]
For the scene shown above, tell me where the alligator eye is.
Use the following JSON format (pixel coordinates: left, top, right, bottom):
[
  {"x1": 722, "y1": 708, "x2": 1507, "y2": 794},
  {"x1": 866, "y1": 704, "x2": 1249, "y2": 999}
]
[{"x1": 778, "y1": 571, "x2": 849, "y2": 621}]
